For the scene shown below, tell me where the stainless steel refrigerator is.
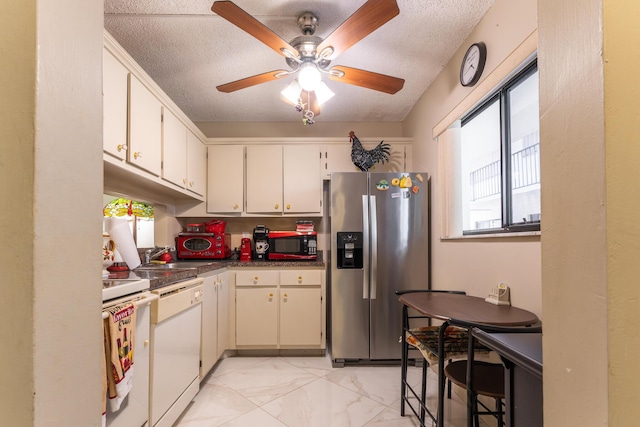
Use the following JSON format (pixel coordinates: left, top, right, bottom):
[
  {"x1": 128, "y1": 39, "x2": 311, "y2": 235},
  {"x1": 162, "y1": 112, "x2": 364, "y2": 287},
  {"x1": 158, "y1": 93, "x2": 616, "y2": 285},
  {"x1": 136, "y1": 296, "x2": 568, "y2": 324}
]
[{"x1": 330, "y1": 172, "x2": 430, "y2": 365}]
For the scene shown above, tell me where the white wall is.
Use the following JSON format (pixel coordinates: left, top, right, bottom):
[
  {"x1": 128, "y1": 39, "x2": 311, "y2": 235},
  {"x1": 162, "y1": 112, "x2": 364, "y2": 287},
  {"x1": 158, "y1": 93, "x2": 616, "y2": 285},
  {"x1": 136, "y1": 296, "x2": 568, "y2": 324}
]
[
  {"x1": 1, "y1": 1, "x2": 104, "y2": 425},
  {"x1": 601, "y1": 1, "x2": 640, "y2": 422},
  {"x1": 402, "y1": 0, "x2": 541, "y2": 317},
  {"x1": 538, "y1": 0, "x2": 640, "y2": 424}
]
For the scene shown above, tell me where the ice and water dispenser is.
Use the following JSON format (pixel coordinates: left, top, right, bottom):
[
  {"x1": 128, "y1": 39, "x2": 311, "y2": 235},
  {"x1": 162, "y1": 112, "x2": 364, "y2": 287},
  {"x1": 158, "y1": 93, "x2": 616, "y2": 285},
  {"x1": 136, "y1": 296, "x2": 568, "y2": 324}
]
[{"x1": 336, "y1": 232, "x2": 363, "y2": 269}]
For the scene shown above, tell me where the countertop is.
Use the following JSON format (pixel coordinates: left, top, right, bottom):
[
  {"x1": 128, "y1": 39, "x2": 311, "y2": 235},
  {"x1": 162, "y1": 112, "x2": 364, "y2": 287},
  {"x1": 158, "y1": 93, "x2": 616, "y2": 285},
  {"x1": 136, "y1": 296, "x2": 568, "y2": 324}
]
[{"x1": 107, "y1": 253, "x2": 326, "y2": 291}]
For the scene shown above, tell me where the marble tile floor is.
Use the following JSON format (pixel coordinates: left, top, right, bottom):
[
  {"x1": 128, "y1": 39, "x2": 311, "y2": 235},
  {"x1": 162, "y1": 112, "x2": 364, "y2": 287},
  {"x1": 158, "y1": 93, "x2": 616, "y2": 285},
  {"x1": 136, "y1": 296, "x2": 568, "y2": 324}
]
[{"x1": 175, "y1": 355, "x2": 484, "y2": 427}]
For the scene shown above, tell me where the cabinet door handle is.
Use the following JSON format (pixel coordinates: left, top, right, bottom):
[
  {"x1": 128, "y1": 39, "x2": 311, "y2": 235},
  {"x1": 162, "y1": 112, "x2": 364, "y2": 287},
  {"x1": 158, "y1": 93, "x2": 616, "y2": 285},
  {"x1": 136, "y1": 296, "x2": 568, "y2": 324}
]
[
  {"x1": 298, "y1": 276, "x2": 303, "y2": 283},
  {"x1": 144, "y1": 339, "x2": 149, "y2": 347},
  {"x1": 286, "y1": 204, "x2": 291, "y2": 210},
  {"x1": 268, "y1": 293, "x2": 273, "y2": 299},
  {"x1": 234, "y1": 204, "x2": 239, "y2": 210},
  {"x1": 283, "y1": 293, "x2": 288, "y2": 301},
  {"x1": 133, "y1": 151, "x2": 142, "y2": 159},
  {"x1": 182, "y1": 178, "x2": 187, "y2": 184},
  {"x1": 189, "y1": 181, "x2": 194, "y2": 187},
  {"x1": 254, "y1": 276, "x2": 259, "y2": 282},
  {"x1": 275, "y1": 203, "x2": 279, "y2": 210},
  {"x1": 117, "y1": 144, "x2": 127, "y2": 152}
]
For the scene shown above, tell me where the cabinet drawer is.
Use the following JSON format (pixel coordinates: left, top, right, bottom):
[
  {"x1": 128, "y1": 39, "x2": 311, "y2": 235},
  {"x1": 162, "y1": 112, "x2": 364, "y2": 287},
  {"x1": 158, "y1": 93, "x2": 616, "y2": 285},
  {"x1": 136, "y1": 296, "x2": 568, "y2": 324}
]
[
  {"x1": 280, "y1": 270, "x2": 322, "y2": 286},
  {"x1": 235, "y1": 270, "x2": 279, "y2": 286}
]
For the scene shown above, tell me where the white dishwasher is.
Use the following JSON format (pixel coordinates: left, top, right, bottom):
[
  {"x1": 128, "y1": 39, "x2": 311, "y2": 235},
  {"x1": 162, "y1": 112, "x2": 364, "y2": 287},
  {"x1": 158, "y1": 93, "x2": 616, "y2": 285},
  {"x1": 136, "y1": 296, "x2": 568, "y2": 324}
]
[{"x1": 149, "y1": 278, "x2": 204, "y2": 427}]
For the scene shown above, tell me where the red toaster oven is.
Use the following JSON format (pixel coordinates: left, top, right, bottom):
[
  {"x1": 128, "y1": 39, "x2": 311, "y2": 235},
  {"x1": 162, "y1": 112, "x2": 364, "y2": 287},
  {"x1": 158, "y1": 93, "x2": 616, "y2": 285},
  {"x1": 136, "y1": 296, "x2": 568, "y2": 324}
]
[{"x1": 176, "y1": 232, "x2": 231, "y2": 259}]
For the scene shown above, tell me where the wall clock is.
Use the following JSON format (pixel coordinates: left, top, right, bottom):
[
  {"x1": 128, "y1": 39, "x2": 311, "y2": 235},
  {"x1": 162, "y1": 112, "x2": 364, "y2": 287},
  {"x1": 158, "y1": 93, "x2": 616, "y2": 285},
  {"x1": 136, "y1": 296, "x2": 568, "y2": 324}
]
[{"x1": 460, "y1": 42, "x2": 487, "y2": 87}]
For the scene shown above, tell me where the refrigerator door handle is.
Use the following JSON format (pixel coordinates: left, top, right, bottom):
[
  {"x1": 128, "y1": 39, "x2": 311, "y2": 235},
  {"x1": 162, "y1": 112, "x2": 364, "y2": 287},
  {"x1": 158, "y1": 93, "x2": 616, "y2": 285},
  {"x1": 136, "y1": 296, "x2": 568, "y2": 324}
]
[
  {"x1": 362, "y1": 194, "x2": 369, "y2": 299},
  {"x1": 370, "y1": 195, "x2": 377, "y2": 300}
]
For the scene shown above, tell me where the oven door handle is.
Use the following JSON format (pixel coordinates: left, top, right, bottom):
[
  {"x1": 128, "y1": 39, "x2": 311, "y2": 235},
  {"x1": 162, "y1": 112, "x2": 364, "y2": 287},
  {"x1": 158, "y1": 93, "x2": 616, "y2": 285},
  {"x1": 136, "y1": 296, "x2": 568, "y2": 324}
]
[{"x1": 102, "y1": 293, "x2": 159, "y2": 319}]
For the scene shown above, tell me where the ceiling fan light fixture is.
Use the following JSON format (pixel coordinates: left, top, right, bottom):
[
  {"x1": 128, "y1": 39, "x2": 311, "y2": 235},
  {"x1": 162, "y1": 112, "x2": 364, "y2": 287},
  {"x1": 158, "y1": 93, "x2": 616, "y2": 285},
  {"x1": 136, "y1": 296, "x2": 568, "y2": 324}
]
[
  {"x1": 318, "y1": 46, "x2": 334, "y2": 59},
  {"x1": 315, "y1": 81, "x2": 335, "y2": 105},
  {"x1": 328, "y1": 68, "x2": 345, "y2": 78},
  {"x1": 281, "y1": 79, "x2": 302, "y2": 104},
  {"x1": 281, "y1": 48, "x2": 300, "y2": 62},
  {"x1": 298, "y1": 62, "x2": 321, "y2": 91}
]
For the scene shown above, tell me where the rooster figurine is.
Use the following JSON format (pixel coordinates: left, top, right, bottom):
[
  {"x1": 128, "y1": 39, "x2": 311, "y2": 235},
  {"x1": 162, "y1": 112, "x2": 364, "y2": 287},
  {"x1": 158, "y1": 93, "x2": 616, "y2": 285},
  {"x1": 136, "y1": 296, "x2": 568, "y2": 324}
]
[{"x1": 349, "y1": 131, "x2": 391, "y2": 171}]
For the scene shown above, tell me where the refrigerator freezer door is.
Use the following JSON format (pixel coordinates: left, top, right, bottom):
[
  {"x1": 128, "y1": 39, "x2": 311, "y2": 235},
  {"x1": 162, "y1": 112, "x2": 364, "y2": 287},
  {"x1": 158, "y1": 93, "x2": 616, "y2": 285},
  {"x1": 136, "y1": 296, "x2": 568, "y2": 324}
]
[
  {"x1": 369, "y1": 172, "x2": 430, "y2": 360},
  {"x1": 330, "y1": 173, "x2": 370, "y2": 361}
]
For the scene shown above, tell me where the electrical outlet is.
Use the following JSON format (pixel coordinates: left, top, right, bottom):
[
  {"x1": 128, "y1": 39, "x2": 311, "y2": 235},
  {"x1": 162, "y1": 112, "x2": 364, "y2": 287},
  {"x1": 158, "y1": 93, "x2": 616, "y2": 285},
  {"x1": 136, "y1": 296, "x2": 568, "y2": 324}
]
[{"x1": 485, "y1": 282, "x2": 511, "y2": 305}]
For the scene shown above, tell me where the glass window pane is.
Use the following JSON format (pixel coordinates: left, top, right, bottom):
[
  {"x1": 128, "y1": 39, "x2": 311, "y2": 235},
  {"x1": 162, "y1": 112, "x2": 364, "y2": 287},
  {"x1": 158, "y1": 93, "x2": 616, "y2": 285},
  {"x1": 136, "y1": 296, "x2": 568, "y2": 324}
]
[
  {"x1": 461, "y1": 99, "x2": 502, "y2": 231},
  {"x1": 508, "y1": 70, "x2": 540, "y2": 225}
]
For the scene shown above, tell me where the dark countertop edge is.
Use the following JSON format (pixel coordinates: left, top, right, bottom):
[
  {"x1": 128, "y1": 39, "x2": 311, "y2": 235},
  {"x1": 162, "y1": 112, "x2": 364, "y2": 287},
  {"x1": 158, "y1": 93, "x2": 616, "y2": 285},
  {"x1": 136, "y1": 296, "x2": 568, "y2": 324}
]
[
  {"x1": 472, "y1": 328, "x2": 542, "y2": 378},
  {"x1": 147, "y1": 258, "x2": 326, "y2": 290}
]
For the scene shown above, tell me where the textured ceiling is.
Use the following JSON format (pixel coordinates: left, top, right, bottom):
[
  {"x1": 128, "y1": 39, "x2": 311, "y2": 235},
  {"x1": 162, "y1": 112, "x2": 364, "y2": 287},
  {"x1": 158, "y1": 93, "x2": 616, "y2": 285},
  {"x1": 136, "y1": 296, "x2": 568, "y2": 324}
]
[{"x1": 104, "y1": 0, "x2": 495, "y2": 123}]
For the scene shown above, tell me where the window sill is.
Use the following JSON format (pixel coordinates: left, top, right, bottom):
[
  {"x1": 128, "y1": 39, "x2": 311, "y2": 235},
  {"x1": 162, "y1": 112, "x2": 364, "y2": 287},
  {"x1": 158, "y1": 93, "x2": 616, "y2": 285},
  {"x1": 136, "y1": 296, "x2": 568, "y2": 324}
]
[{"x1": 440, "y1": 231, "x2": 540, "y2": 241}]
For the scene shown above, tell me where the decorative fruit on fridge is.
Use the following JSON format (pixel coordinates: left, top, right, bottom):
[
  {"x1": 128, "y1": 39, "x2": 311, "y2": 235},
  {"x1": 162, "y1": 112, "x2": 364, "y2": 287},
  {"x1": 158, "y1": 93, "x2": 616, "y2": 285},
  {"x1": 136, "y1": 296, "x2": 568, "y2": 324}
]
[
  {"x1": 399, "y1": 175, "x2": 412, "y2": 188},
  {"x1": 375, "y1": 179, "x2": 390, "y2": 191}
]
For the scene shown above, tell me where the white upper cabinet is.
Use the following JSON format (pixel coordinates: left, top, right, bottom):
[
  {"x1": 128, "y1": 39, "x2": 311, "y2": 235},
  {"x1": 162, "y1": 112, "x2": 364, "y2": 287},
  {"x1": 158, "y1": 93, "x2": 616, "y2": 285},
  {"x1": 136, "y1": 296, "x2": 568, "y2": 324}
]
[
  {"x1": 161, "y1": 107, "x2": 187, "y2": 187},
  {"x1": 128, "y1": 75, "x2": 162, "y2": 176},
  {"x1": 322, "y1": 143, "x2": 413, "y2": 178},
  {"x1": 246, "y1": 145, "x2": 322, "y2": 215},
  {"x1": 207, "y1": 145, "x2": 244, "y2": 213},
  {"x1": 186, "y1": 131, "x2": 206, "y2": 197},
  {"x1": 404, "y1": 144, "x2": 413, "y2": 171},
  {"x1": 364, "y1": 143, "x2": 409, "y2": 173},
  {"x1": 246, "y1": 145, "x2": 283, "y2": 214},
  {"x1": 103, "y1": 48, "x2": 129, "y2": 160},
  {"x1": 283, "y1": 145, "x2": 322, "y2": 213},
  {"x1": 322, "y1": 145, "x2": 359, "y2": 179}
]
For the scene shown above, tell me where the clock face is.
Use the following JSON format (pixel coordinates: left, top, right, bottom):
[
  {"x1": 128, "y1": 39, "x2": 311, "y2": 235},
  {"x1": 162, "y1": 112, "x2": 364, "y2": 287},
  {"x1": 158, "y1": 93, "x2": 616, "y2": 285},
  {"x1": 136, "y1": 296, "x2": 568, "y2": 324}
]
[{"x1": 460, "y1": 43, "x2": 486, "y2": 87}]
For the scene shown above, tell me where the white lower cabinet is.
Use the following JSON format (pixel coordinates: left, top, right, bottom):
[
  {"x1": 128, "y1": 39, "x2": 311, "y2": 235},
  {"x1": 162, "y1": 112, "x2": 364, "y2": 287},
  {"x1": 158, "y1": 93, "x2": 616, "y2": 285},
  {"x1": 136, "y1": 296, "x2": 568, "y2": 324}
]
[
  {"x1": 279, "y1": 288, "x2": 322, "y2": 346},
  {"x1": 200, "y1": 269, "x2": 229, "y2": 379},
  {"x1": 216, "y1": 271, "x2": 229, "y2": 359},
  {"x1": 236, "y1": 287, "x2": 279, "y2": 346},
  {"x1": 234, "y1": 268, "x2": 325, "y2": 349}
]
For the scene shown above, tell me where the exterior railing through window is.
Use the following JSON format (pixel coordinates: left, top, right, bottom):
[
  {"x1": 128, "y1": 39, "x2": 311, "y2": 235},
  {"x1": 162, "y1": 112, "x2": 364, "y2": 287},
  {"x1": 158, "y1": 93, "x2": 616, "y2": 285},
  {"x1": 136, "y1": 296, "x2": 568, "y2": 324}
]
[{"x1": 470, "y1": 143, "x2": 540, "y2": 201}]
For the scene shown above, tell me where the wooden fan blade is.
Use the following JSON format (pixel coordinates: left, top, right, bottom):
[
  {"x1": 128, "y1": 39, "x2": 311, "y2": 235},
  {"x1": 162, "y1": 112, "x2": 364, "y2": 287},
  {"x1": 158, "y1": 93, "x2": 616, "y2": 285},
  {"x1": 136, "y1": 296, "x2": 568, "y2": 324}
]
[
  {"x1": 303, "y1": 90, "x2": 320, "y2": 117},
  {"x1": 212, "y1": 1, "x2": 298, "y2": 58},
  {"x1": 328, "y1": 65, "x2": 404, "y2": 94},
  {"x1": 216, "y1": 70, "x2": 289, "y2": 93},
  {"x1": 317, "y1": 0, "x2": 399, "y2": 60}
]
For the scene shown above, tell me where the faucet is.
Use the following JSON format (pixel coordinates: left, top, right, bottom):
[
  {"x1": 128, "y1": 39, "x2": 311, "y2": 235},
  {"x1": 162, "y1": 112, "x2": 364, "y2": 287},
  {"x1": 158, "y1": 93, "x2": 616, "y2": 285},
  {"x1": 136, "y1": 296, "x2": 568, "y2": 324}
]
[{"x1": 144, "y1": 246, "x2": 170, "y2": 264}]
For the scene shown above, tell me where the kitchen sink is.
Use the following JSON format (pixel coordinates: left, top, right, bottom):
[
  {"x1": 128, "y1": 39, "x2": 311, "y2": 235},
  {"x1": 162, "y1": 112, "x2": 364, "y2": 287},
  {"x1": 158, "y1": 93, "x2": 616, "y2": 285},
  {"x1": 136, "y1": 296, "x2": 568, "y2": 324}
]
[
  {"x1": 135, "y1": 264, "x2": 186, "y2": 270},
  {"x1": 135, "y1": 261, "x2": 214, "y2": 270}
]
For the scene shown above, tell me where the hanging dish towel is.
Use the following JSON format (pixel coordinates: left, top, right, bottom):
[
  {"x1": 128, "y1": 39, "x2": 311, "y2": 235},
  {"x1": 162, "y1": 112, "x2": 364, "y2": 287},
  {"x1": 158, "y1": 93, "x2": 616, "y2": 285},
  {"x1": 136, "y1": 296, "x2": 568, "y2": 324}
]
[{"x1": 104, "y1": 302, "x2": 137, "y2": 412}]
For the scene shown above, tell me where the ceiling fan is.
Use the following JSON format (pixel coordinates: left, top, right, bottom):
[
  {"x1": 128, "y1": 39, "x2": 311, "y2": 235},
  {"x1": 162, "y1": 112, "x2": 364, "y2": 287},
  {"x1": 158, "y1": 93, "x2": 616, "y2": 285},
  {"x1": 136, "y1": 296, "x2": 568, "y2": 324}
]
[{"x1": 211, "y1": 0, "x2": 405, "y2": 117}]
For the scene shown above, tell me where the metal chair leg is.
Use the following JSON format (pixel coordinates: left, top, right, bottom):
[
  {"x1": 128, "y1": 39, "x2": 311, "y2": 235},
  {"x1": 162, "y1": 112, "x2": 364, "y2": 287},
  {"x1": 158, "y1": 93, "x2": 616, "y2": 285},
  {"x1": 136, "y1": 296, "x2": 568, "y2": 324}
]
[
  {"x1": 400, "y1": 305, "x2": 408, "y2": 416},
  {"x1": 420, "y1": 359, "x2": 427, "y2": 424}
]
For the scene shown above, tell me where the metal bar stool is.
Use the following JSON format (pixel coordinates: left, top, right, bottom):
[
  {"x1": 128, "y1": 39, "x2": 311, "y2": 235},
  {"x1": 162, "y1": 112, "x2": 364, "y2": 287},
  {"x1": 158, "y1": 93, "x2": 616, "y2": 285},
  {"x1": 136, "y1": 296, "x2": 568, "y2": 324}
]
[
  {"x1": 398, "y1": 290, "x2": 471, "y2": 426},
  {"x1": 445, "y1": 318, "x2": 543, "y2": 427}
]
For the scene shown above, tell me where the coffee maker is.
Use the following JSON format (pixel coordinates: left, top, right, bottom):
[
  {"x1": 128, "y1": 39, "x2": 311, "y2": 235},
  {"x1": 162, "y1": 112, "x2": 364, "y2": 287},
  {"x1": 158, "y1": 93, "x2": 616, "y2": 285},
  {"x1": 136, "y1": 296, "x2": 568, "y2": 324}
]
[{"x1": 253, "y1": 225, "x2": 269, "y2": 260}]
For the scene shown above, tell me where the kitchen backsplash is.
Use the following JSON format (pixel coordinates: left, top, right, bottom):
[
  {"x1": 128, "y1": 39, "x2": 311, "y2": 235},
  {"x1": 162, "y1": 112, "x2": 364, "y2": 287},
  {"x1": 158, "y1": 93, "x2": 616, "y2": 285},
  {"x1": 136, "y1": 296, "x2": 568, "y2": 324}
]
[{"x1": 175, "y1": 217, "x2": 326, "y2": 253}]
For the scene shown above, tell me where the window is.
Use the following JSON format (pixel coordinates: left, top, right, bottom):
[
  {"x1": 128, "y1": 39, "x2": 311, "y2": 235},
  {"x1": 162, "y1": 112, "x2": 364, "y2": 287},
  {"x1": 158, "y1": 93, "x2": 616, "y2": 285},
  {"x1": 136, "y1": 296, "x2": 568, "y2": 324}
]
[{"x1": 460, "y1": 60, "x2": 539, "y2": 234}]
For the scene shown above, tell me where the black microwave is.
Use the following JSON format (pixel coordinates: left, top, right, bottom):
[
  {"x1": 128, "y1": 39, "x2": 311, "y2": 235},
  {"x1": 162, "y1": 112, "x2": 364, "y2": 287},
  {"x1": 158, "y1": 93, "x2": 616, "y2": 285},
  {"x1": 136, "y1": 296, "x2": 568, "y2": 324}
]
[{"x1": 267, "y1": 231, "x2": 318, "y2": 260}]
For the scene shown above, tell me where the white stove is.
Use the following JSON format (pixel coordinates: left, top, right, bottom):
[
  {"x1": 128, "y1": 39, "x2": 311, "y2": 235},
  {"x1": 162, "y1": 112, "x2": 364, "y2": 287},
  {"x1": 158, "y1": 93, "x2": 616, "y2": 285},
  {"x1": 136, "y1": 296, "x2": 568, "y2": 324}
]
[
  {"x1": 102, "y1": 274, "x2": 151, "y2": 301},
  {"x1": 102, "y1": 273, "x2": 155, "y2": 427}
]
